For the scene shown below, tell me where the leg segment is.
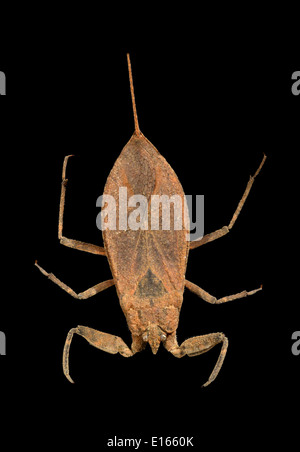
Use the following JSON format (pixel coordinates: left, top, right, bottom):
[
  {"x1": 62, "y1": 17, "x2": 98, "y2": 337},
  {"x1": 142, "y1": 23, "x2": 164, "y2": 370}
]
[
  {"x1": 35, "y1": 261, "x2": 114, "y2": 299},
  {"x1": 58, "y1": 154, "x2": 106, "y2": 256},
  {"x1": 185, "y1": 279, "x2": 262, "y2": 304},
  {"x1": 190, "y1": 154, "x2": 266, "y2": 249},
  {"x1": 166, "y1": 331, "x2": 228, "y2": 387},
  {"x1": 63, "y1": 325, "x2": 134, "y2": 383}
]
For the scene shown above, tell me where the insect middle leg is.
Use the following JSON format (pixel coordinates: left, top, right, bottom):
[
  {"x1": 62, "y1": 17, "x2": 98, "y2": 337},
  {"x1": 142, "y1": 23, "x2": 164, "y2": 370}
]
[
  {"x1": 189, "y1": 154, "x2": 266, "y2": 250},
  {"x1": 59, "y1": 154, "x2": 106, "y2": 256},
  {"x1": 35, "y1": 261, "x2": 114, "y2": 299},
  {"x1": 165, "y1": 331, "x2": 228, "y2": 387},
  {"x1": 185, "y1": 279, "x2": 262, "y2": 304},
  {"x1": 63, "y1": 326, "x2": 136, "y2": 383}
]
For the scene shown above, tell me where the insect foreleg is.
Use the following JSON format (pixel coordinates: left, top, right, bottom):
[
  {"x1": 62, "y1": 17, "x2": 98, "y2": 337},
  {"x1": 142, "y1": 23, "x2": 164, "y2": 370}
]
[
  {"x1": 63, "y1": 326, "x2": 134, "y2": 383},
  {"x1": 185, "y1": 279, "x2": 262, "y2": 304},
  {"x1": 35, "y1": 261, "x2": 114, "y2": 299},
  {"x1": 167, "y1": 332, "x2": 228, "y2": 387},
  {"x1": 59, "y1": 154, "x2": 106, "y2": 256},
  {"x1": 189, "y1": 154, "x2": 266, "y2": 250}
]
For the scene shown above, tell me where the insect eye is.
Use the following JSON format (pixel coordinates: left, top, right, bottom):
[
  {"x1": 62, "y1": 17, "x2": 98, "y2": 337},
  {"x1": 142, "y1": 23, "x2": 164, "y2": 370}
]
[{"x1": 160, "y1": 333, "x2": 167, "y2": 341}]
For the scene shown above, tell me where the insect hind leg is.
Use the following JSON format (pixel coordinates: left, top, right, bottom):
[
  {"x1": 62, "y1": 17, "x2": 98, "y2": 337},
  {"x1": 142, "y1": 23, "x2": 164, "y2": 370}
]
[
  {"x1": 58, "y1": 154, "x2": 106, "y2": 256},
  {"x1": 189, "y1": 154, "x2": 266, "y2": 250}
]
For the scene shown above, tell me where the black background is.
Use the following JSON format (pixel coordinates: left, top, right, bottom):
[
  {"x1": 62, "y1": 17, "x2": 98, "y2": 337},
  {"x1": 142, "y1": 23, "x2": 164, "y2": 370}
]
[{"x1": 1, "y1": 7, "x2": 299, "y2": 451}]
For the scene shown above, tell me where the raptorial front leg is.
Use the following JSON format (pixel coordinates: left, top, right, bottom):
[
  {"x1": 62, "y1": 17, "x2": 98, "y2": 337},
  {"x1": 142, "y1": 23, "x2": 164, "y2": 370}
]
[
  {"x1": 165, "y1": 331, "x2": 228, "y2": 387},
  {"x1": 190, "y1": 154, "x2": 266, "y2": 249},
  {"x1": 63, "y1": 326, "x2": 135, "y2": 383},
  {"x1": 185, "y1": 279, "x2": 262, "y2": 304},
  {"x1": 35, "y1": 261, "x2": 114, "y2": 299},
  {"x1": 59, "y1": 154, "x2": 106, "y2": 256}
]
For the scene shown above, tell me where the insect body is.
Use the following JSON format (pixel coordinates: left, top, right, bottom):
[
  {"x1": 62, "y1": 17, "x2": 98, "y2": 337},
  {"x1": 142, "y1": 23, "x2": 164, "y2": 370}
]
[{"x1": 35, "y1": 54, "x2": 266, "y2": 386}]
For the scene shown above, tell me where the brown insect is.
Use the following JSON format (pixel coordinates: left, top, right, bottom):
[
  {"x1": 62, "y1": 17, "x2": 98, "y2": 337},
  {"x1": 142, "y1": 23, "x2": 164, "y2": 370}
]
[{"x1": 35, "y1": 54, "x2": 266, "y2": 386}]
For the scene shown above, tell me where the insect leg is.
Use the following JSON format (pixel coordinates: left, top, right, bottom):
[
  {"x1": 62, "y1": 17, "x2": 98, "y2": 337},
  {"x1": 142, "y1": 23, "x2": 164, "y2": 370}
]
[
  {"x1": 63, "y1": 325, "x2": 134, "y2": 383},
  {"x1": 167, "y1": 332, "x2": 228, "y2": 387},
  {"x1": 35, "y1": 261, "x2": 114, "y2": 299},
  {"x1": 58, "y1": 154, "x2": 106, "y2": 256},
  {"x1": 185, "y1": 279, "x2": 262, "y2": 304},
  {"x1": 189, "y1": 154, "x2": 266, "y2": 250}
]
